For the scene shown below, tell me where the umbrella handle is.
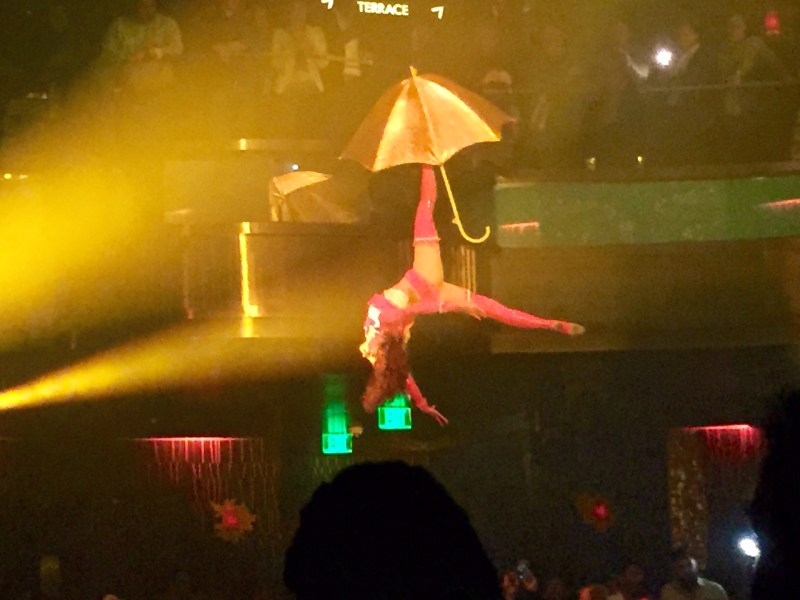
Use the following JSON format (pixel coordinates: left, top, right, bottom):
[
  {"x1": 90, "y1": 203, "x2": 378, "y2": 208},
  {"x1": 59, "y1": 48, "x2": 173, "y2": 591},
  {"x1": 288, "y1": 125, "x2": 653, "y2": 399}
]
[{"x1": 438, "y1": 165, "x2": 491, "y2": 244}]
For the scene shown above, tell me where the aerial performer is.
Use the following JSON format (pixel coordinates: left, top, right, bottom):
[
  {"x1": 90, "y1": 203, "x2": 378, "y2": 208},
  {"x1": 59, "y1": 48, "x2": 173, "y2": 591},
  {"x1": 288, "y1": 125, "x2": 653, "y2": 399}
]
[{"x1": 359, "y1": 164, "x2": 585, "y2": 425}]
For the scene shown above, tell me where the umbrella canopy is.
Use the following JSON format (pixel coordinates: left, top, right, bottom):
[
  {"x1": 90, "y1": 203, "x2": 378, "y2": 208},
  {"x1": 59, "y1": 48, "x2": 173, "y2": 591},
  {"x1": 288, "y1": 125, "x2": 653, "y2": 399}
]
[
  {"x1": 271, "y1": 170, "x2": 332, "y2": 198},
  {"x1": 269, "y1": 170, "x2": 368, "y2": 223},
  {"x1": 341, "y1": 69, "x2": 514, "y2": 172}
]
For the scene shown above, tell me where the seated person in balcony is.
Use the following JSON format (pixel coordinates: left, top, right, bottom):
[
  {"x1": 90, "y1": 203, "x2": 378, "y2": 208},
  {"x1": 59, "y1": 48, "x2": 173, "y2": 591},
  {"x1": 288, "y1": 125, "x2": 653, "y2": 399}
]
[
  {"x1": 360, "y1": 165, "x2": 585, "y2": 426},
  {"x1": 661, "y1": 18, "x2": 719, "y2": 165},
  {"x1": 718, "y1": 13, "x2": 792, "y2": 162},
  {"x1": 182, "y1": 0, "x2": 267, "y2": 134},
  {"x1": 517, "y1": 23, "x2": 588, "y2": 168},
  {"x1": 583, "y1": 19, "x2": 648, "y2": 166},
  {"x1": 97, "y1": 0, "x2": 183, "y2": 95},
  {"x1": 269, "y1": 0, "x2": 328, "y2": 96}
]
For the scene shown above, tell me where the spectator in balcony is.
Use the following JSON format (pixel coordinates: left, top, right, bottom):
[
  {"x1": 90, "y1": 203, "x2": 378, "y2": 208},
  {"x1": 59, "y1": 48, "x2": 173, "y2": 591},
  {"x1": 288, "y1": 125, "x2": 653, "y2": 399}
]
[
  {"x1": 181, "y1": 0, "x2": 267, "y2": 135},
  {"x1": 270, "y1": 0, "x2": 328, "y2": 96},
  {"x1": 267, "y1": 0, "x2": 328, "y2": 137},
  {"x1": 320, "y1": 2, "x2": 374, "y2": 142},
  {"x1": 718, "y1": 13, "x2": 791, "y2": 162},
  {"x1": 455, "y1": 21, "x2": 519, "y2": 138},
  {"x1": 97, "y1": 0, "x2": 183, "y2": 95},
  {"x1": 518, "y1": 23, "x2": 588, "y2": 168},
  {"x1": 583, "y1": 19, "x2": 649, "y2": 167},
  {"x1": 661, "y1": 18, "x2": 719, "y2": 165}
]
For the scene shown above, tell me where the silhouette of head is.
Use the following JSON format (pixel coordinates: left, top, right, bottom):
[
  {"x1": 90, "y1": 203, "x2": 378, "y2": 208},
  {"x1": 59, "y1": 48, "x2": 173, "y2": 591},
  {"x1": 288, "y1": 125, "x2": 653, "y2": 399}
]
[{"x1": 284, "y1": 461, "x2": 500, "y2": 600}]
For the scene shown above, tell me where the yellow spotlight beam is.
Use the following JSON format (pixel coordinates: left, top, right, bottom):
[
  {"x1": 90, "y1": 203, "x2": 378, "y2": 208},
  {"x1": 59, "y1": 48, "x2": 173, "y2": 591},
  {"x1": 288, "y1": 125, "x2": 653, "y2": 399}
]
[{"x1": 0, "y1": 318, "x2": 353, "y2": 412}]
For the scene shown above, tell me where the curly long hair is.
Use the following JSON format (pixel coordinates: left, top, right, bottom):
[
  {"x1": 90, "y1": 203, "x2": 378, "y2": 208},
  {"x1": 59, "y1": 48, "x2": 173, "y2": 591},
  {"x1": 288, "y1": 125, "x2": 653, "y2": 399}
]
[{"x1": 361, "y1": 333, "x2": 409, "y2": 413}]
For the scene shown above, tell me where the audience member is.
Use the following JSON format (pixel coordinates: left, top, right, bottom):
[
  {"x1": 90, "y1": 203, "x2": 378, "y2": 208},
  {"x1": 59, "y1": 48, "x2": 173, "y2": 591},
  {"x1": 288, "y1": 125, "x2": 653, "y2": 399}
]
[
  {"x1": 499, "y1": 562, "x2": 539, "y2": 600},
  {"x1": 181, "y1": 0, "x2": 267, "y2": 135},
  {"x1": 718, "y1": 13, "x2": 790, "y2": 162},
  {"x1": 659, "y1": 546, "x2": 727, "y2": 600},
  {"x1": 541, "y1": 577, "x2": 567, "y2": 600},
  {"x1": 319, "y1": 2, "x2": 374, "y2": 142},
  {"x1": 749, "y1": 390, "x2": 800, "y2": 600},
  {"x1": 267, "y1": 0, "x2": 328, "y2": 137},
  {"x1": 607, "y1": 563, "x2": 646, "y2": 600},
  {"x1": 579, "y1": 584, "x2": 610, "y2": 600},
  {"x1": 97, "y1": 0, "x2": 183, "y2": 95},
  {"x1": 518, "y1": 23, "x2": 587, "y2": 168},
  {"x1": 283, "y1": 461, "x2": 502, "y2": 600},
  {"x1": 661, "y1": 18, "x2": 719, "y2": 165},
  {"x1": 583, "y1": 19, "x2": 647, "y2": 166},
  {"x1": 269, "y1": 1, "x2": 328, "y2": 96}
]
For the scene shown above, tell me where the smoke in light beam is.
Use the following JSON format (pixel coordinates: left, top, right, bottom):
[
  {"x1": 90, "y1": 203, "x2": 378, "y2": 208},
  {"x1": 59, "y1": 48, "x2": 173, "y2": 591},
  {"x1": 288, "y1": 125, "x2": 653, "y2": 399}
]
[{"x1": 0, "y1": 318, "x2": 354, "y2": 412}]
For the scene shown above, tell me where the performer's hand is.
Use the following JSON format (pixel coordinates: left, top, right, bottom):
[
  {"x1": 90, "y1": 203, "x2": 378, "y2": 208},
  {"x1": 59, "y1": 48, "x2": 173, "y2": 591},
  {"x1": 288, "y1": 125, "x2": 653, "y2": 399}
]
[{"x1": 422, "y1": 404, "x2": 449, "y2": 426}]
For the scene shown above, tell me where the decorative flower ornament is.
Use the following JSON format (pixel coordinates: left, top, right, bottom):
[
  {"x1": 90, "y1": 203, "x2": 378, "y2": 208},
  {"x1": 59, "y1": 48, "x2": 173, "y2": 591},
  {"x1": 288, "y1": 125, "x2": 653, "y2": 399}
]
[
  {"x1": 575, "y1": 493, "x2": 614, "y2": 533},
  {"x1": 211, "y1": 499, "x2": 256, "y2": 542}
]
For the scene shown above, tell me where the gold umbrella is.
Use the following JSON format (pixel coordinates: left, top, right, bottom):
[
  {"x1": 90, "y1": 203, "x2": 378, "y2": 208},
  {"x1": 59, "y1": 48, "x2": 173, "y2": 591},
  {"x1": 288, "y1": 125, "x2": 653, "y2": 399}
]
[
  {"x1": 341, "y1": 67, "x2": 514, "y2": 243},
  {"x1": 271, "y1": 170, "x2": 332, "y2": 197},
  {"x1": 269, "y1": 170, "x2": 368, "y2": 223}
]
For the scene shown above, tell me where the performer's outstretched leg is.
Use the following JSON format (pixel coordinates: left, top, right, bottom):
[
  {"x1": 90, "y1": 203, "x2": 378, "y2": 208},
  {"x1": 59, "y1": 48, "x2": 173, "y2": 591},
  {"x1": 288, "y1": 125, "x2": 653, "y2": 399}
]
[
  {"x1": 439, "y1": 282, "x2": 584, "y2": 335},
  {"x1": 472, "y1": 294, "x2": 584, "y2": 335},
  {"x1": 411, "y1": 164, "x2": 444, "y2": 289}
]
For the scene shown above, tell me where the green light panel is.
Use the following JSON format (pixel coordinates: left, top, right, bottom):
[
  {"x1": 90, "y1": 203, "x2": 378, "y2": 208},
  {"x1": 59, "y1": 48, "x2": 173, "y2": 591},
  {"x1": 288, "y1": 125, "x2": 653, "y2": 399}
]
[
  {"x1": 378, "y1": 392, "x2": 412, "y2": 430},
  {"x1": 321, "y1": 374, "x2": 352, "y2": 454},
  {"x1": 322, "y1": 432, "x2": 352, "y2": 455}
]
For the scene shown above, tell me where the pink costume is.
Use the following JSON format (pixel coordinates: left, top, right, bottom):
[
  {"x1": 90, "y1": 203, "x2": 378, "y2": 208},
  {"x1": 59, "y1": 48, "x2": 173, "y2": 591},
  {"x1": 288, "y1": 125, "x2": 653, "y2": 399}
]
[{"x1": 360, "y1": 164, "x2": 582, "y2": 422}]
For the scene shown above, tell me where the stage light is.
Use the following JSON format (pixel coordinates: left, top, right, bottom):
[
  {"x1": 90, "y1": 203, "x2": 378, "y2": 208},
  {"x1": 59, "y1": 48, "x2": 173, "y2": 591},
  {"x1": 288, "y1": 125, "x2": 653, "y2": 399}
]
[
  {"x1": 737, "y1": 535, "x2": 760, "y2": 559},
  {"x1": 654, "y1": 47, "x2": 673, "y2": 68},
  {"x1": 377, "y1": 392, "x2": 411, "y2": 430},
  {"x1": 322, "y1": 374, "x2": 353, "y2": 455},
  {"x1": 765, "y1": 10, "x2": 781, "y2": 36}
]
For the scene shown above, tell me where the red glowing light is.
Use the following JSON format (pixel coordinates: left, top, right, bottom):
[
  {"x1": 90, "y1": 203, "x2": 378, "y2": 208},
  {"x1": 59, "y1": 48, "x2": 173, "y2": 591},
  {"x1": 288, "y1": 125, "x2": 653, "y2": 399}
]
[
  {"x1": 592, "y1": 503, "x2": 609, "y2": 520},
  {"x1": 222, "y1": 508, "x2": 240, "y2": 528},
  {"x1": 764, "y1": 10, "x2": 781, "y2": 36},
  {"x1": 683, "y1": 424, "x2": 763, "y2": 462},
  {"x1": 684, "y1": 424, "x2": 755, "y2": 432},
  {"x1": 500, "y1": 221, "x2": 540, "y2": 233},
  {"x1": 140, "y1": 436, "x2": 241, "y2": 442},
  {"x1": 760, "y1": 198, "x2": 800, "y2": 211}
]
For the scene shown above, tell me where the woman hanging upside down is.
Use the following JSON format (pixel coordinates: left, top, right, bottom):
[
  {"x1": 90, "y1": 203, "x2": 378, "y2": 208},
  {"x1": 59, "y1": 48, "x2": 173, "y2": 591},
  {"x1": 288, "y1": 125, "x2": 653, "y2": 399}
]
[{"x1": 359, "y1": 164, "x2": 585, "y2": 425}]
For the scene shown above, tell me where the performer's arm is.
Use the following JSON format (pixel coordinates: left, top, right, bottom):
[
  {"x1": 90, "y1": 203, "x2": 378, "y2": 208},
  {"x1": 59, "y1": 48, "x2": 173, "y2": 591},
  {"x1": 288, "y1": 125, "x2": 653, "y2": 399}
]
[{"x1": 405, "y1": 374, "x2": 448, "y2": 426}]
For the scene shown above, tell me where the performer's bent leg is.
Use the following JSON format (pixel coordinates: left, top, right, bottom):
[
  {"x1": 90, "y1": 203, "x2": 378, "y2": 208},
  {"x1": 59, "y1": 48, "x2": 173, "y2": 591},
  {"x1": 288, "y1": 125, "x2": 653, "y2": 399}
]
[{"x1": 411, "y1": 164, "x2": 444, "y2": 288}]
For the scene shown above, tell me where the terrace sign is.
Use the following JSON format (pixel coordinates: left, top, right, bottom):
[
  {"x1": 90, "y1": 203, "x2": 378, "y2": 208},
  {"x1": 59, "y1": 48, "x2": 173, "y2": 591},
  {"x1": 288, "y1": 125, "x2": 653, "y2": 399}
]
[{"x1": 357, "y1": 1, "x2": 410, "y2": 15}]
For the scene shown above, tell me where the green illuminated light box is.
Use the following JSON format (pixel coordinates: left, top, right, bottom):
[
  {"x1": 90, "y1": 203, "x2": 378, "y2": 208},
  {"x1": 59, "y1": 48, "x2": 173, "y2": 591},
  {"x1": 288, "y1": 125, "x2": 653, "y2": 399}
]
[
  {"x1": 321, "y1": 374, "x2": 352, "y2": 455},
  {"x1": 378, "y1": 393, "x2": 412, "y2": 430},
  {"x1": 322, "y1": 432, "x2": 352, "y2": 455}
]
